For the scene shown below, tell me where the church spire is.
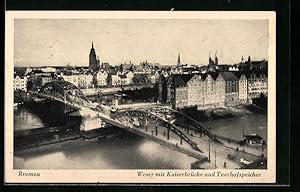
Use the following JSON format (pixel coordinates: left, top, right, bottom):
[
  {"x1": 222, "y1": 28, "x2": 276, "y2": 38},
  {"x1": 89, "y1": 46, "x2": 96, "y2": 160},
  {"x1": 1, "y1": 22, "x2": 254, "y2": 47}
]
[
  {"x1": 241, "y1": 56, "x2": 245, "y2": 63},
  {"x1": 177, "y1": 52, "x2": 181, "y2": 66},
  {"x1": 247, "y1": 55, "x2": 251, "y2": 63},
  {"x1": 214, "y1": 51, "x2": 218, "y2": 65},
  {"x1": 209, "y1": 50, "x2": 215, "y2": 66},
  {"x1": 92, "y1": 41, "x2": 94, "y2": 49}
]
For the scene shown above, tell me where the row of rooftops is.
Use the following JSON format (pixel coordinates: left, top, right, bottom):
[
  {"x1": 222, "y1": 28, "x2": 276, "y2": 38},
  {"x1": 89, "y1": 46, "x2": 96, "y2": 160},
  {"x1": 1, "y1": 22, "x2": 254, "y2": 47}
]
[
  {"x1": 14, "y1": 67, "x2": 266, "y2": 81},
  {"x1": 14, "y1": 59, "x2": 267, "y2": 79},
  {"x1": 165, "y1": 70, "x2": 267, "y2": 87}
]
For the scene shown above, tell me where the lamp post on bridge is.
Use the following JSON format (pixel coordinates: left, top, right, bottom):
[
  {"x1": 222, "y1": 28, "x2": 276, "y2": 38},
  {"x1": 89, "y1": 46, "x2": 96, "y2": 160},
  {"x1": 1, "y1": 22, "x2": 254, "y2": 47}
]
[
  {"x1": 241, "y1": 116, "x2": 247, "y2": 140},
  {"x1": 167, "y1": 121, "x2": 170, "y2": 140},
  {"x1": 186, "y1": 118, "x2": 190, "y2": 134},
  {"x1": 215, "y1": 148, "x2": 217, "y2": 169},
  {"x1": 155, "y1": 119, "x2": 158, "y2": 136},
  {"x1": 208, "y1": 126, "x2": 211, "y2": 162}
]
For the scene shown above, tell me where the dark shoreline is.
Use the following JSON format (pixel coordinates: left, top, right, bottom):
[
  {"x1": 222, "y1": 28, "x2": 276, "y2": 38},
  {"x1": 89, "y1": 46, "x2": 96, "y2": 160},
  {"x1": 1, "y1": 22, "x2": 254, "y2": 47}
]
[
  {"x1": 14, "y1": 103, "x2": 266, "y2": 153},
  {"x1": 178, "y1": 104, "x2": 266, "y2": 123},
  {"x1": 14, "y1": 126, "x2": 122, "y2": 153}
]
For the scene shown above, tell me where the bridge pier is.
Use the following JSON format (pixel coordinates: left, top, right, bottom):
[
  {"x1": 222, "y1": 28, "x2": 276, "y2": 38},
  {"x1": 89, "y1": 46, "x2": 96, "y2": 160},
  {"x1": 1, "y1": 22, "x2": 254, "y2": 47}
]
[{"x1": 80, "y1": 116, "x2": 104, "y2": 131}]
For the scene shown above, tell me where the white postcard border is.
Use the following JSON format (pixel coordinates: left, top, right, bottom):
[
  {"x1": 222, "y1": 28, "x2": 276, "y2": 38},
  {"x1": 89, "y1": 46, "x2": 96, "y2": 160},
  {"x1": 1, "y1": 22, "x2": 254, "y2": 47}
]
[{"x1": 5, "y1": 11, "x2": 276, "y2": 184}]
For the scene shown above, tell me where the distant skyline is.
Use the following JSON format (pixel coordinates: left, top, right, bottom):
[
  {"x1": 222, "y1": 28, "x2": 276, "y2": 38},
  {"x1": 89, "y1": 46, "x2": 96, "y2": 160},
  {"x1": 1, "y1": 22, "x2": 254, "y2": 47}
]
[{"x1": 14, "y1": 19, "x2": 269, "y2": 67}]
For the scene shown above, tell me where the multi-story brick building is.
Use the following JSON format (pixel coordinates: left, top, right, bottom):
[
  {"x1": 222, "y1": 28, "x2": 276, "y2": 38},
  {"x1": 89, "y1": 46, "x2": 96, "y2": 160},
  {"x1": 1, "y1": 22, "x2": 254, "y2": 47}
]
[
  {"x1": 175, "y1": 83, "x2": 188, "y2": 109},
  {"x1": 238, "y1": 74, "x2": 248, "y2": 104},
  {"x1": 247, "y1": 70, "x2": 268, "y2": 103},
  {"x1": 203, "y1": 73, "x2": 217, "y2": 109},
  {"x1": 187, "y1": 74, "x2": 204, "y2": 108},
  {"x1": 161, "y1": 65, "x2": 267, "y2": 110},
  {"x1": 219, "y1": 72, "x2": 239, "y2": 106},
  {"x1": 167, "y1": 74, "x2": 193, "y2": 109},
  {"x1": 214, "y1": 73, "x2": 226, "y2": 108}
]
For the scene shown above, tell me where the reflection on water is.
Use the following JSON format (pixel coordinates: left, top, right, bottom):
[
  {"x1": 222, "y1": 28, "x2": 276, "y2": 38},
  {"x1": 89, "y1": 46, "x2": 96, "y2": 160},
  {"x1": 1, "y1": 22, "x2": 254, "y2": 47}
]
[
  {"x1": 14, "y1": 106, "x2": 44, "y2": 130},
  {"x1": 14, "y1": 106, "x2": 267, "y2": 169},
  {"x1": 22, "y1": 134, "x2": 195, "y2": 169}
]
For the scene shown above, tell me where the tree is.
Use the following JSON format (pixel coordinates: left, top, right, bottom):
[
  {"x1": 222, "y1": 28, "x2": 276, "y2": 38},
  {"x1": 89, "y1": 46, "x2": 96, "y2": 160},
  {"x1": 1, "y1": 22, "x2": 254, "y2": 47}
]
[
  {"x1": 133, "y1": 74, "x2": 149, "y2": 85},
  {"x1": 133, "y1": 75, "x2": 143, "y2": 84}
]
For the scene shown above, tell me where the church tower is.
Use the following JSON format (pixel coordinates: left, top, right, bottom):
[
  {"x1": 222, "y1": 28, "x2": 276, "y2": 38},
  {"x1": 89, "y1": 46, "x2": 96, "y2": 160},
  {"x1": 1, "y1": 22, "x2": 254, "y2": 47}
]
[{"x1": 89, "y1": 41, "x2": 98, "y2": 72}]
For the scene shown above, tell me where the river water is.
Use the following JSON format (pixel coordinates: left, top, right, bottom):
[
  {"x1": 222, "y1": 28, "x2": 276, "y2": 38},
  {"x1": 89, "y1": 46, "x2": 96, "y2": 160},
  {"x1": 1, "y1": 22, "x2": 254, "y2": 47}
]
[{"x1": 14, "y1": 105, "x2": 267, "y2": 169}]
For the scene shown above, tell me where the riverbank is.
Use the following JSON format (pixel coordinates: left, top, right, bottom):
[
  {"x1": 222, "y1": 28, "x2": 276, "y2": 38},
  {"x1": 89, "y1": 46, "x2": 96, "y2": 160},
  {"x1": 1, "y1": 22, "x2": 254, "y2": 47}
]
[
  {"x1": 178, "y1": 104, "x2": 266, "y2": 123},
  {"x1": 175, "y1": 104, "x2": 268, "y2": 151},
  {"x1": 14, "y1": 126, "x2": 122, "y2": 153}
]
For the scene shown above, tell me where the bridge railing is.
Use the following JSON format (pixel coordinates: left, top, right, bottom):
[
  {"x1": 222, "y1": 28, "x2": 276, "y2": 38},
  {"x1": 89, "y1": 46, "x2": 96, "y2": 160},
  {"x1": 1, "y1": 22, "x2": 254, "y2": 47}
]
[
  {"x1": 152, "y1": 107, "x2": 223, "y2": 144},
  {"x1": 32, "y1": 91, "x2": 208, "y2": 159},
  {"x1": 113, "y1": 109, "x2": 202, "y2": 153},
  {"x1": 33, "y1": 92, "x2": 82, "y2": 110}
]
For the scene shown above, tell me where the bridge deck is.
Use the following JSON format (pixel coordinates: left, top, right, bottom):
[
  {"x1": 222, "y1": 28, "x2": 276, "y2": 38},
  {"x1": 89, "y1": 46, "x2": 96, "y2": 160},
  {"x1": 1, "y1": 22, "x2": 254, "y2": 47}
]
[
  {"x1": 32, "y1": 91, "x2": 208, "y2": 161},
  {"x1": 105, "y1": 117, "x2": 207, "y2": 161},
  {"x1": 32, "y1": 89, "x2": 266, "y2": 168}
]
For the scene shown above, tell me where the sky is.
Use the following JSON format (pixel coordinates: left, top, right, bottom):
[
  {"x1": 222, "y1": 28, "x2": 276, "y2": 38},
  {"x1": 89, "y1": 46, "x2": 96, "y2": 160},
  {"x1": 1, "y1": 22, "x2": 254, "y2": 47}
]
[{"x1": 14, "y1": 19, "x2": 269, "y2": 67}]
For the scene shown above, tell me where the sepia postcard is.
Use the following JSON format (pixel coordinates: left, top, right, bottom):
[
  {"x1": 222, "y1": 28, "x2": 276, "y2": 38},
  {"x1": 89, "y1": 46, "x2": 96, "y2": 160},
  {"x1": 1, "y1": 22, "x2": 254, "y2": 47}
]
[{"x1": 5, "y1": 11, "x2": 276, "y2": 184}]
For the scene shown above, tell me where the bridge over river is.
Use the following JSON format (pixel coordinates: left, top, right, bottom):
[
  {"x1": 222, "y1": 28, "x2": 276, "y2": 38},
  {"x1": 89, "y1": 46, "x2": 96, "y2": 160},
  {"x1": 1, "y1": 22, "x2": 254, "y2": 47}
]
[{"x1": 30, "y1": 80, "x2": 265, "y2": 168}]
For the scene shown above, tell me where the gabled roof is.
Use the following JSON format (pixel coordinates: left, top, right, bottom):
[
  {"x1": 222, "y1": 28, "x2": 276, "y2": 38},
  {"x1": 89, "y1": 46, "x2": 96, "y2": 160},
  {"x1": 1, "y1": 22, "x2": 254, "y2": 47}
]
[
  {"x1": 246, "y1": 68, "x2": 268, "y2": 78},
  {"x1": 219, "y1": 72, "x2": 238, "y2": 81},
  {"x1": 14, "y1": 74, "x2": 21, "y2": 79},
  {"x1": 230, "y1": 71, "x2": 242, "y2": 78},
  {"x1": 97, "y1": 69, "x2": 108, "y2": 74},
  {"x1": 168, "y1": 74, "x2": 194, "y2": 87},
  {"x1": 187, "y1": 74, "x2": 203, "y2": 83},
  {"x1": 124, "y1": 70, "x2": 133, "y2": 75},
  {"x1": 174, "y1": 76, "x2": 186, "y2": 87},
  {"x1": 207, "y1": 72, "x2": 219, "y2": 80},
  {"x1": 180, "y1": 74, "x2": 194, "y2": 83}
]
